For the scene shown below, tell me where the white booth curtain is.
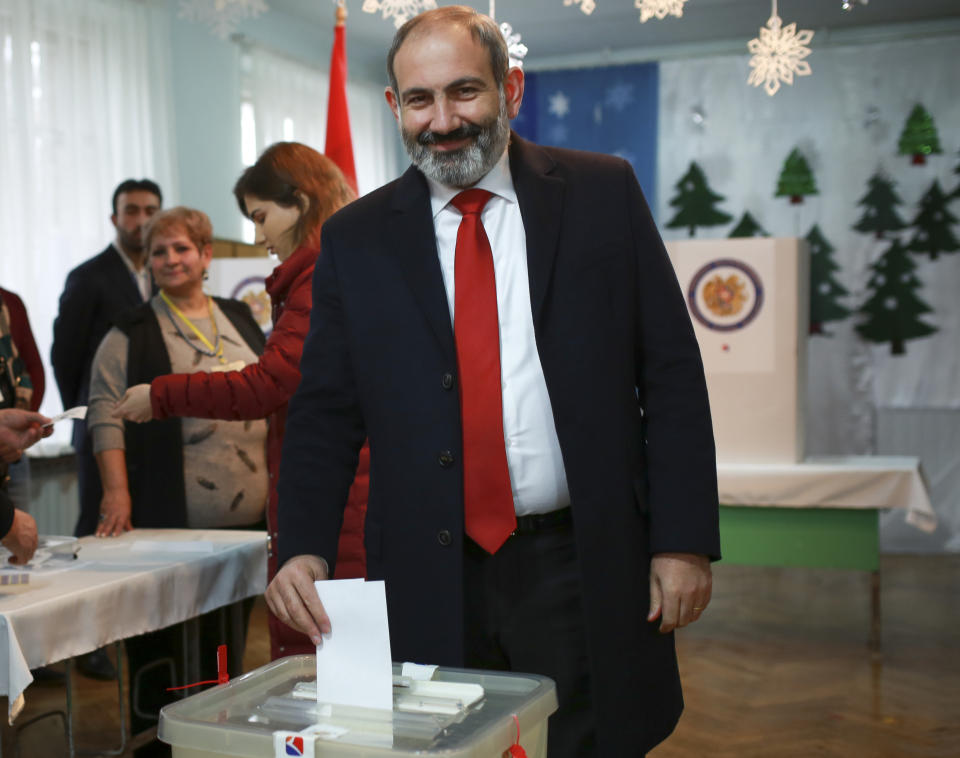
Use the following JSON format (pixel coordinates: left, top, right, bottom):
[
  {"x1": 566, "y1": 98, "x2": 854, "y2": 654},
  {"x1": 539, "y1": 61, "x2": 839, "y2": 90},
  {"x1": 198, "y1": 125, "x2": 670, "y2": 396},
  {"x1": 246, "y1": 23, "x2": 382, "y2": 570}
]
[
  {"x1": 0, "y1": 0, "x2": 175, "y2": 429},
  {"x1": 240, "y1": 42, "x2": 402, "y2": 198}
]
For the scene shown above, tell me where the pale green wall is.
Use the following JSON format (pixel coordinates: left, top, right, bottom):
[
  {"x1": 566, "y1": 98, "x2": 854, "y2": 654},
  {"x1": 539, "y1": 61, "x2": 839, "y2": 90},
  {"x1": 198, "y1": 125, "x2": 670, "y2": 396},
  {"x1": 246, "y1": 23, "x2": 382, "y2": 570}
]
[{"x1": 162, "y1": 2, "x2": 389, "y2": 240}]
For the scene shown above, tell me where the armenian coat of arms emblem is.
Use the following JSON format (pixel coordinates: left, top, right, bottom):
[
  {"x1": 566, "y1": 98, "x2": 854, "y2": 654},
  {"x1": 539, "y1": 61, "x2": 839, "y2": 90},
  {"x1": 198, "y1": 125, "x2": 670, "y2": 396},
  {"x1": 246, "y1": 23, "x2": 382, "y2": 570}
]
[{"x1": 687, "y1": 258, "x2": 764, "y2": 332}]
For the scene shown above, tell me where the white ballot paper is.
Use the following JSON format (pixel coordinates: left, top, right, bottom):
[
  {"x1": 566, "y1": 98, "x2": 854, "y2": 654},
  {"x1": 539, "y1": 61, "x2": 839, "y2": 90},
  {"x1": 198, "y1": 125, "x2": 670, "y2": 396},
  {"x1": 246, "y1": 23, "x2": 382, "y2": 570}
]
[
  {"x1": 314, "y1": 579, "x2": 393, "y2": 712},
  {"x1": 43, "y1": 405, "x2": 87, "y2": 426}
]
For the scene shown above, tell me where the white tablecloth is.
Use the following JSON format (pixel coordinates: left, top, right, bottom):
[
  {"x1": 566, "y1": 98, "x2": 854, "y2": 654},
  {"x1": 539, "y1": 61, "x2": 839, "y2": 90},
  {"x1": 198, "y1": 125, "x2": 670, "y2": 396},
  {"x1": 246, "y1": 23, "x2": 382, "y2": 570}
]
[
  {"x1": 717, "y1": 456, "x2": 936, "y2": 533},
  {"x1": 0, "y1": 529, "x2": 267, "y2": 722}
]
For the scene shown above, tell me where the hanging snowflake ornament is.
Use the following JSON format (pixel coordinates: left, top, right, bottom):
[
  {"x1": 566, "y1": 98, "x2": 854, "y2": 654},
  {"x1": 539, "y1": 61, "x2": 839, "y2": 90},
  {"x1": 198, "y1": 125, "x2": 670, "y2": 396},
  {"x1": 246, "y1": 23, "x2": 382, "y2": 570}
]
[
  {"x1": 563, "y1": 0, "x2": 597, "y2": 17},
  {"x1": 499, "y1": 22, "x2": 528, "y2": 69},
  {"x1": 747, "y1": 0, "x2": 813, "y2": 96},
  {"x1": 362, "y1": 0, "x2": 438, "y2": 28},
  {"x1": 178, "y1": 0, "x2": 269, "y2": 39},
  {"x1": 635, "y1": 0, "x2": 687, "y2": 23}
]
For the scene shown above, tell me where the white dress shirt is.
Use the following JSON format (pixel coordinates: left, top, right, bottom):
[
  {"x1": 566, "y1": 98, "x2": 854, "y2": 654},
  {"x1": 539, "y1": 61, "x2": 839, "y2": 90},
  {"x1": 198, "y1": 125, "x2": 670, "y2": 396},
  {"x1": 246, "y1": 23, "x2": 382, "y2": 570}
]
[
  {"x1": 114, "y1": 243, "x2": 152, "y2": 302},
  {"x1": 427, "y1": 148, "x2": 571, "y2": 517}
]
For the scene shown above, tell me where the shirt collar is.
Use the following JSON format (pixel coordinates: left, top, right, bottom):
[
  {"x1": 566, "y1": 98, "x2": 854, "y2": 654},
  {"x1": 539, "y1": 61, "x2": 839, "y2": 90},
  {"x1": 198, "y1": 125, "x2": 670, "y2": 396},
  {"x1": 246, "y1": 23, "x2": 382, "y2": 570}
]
[
  {"x1": 427, "y1": 145, "x2": 516, "y2": 219},
  {"x1": 112, "y1": 242, "x2": 146, "y2": 275}
]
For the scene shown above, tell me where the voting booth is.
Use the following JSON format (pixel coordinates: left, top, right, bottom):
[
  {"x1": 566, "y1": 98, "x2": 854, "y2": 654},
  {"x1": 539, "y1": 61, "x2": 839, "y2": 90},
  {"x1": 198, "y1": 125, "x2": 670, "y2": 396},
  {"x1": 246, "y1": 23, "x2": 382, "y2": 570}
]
[
  {"x1": 159, "y1": 656, "x2": 557, "y2": 758},
  {"x1": 665, "y1": 237, "x2": 810, "y2": 463},
  {"x1": 207, "y1": 255, "x2": 276, "y2": 335}
]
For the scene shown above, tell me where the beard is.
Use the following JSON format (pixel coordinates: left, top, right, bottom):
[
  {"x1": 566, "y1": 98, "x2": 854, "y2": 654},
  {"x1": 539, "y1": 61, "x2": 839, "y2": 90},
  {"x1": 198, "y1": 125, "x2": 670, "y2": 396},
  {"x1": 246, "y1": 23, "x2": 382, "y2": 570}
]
[
  {"x1": 117, "y1": 226, "x2": 144, "y2": 253},
  {"x1": 402, "y1": 93, "x2": 510, "y2": 189}
]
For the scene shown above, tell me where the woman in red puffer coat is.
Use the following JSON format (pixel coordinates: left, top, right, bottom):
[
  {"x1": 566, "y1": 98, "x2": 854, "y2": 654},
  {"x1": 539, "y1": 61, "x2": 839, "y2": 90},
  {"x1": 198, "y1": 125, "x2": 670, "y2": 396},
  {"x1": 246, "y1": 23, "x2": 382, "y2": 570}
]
[{"x1": 117, "y1": 142, "x2": 369, "y2": 659}]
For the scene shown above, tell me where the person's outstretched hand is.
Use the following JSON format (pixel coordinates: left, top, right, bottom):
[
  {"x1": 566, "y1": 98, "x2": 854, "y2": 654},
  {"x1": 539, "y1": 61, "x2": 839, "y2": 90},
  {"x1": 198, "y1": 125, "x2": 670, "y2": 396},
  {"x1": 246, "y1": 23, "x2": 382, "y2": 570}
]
[
  {"x1": 115, "y1": 384, "x2": 154, "y2": 423},
  {"x1": 0, "y1": 409, "x2": 52, "y2": 460}
]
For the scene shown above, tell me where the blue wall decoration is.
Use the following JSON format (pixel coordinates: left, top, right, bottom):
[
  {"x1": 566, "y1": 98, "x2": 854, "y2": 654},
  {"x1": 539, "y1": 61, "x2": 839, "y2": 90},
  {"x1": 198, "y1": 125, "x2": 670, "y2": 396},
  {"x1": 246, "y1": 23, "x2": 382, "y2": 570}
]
[{"x1": 513, "y1": 62, "x2": 659, "y2": 215}]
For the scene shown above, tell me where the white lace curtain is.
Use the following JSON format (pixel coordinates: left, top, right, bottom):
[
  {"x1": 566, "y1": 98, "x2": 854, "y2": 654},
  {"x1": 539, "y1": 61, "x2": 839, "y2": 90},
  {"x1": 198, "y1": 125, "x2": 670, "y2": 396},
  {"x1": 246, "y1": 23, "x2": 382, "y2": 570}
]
[
  {"x1": 240, "y1": 42, "x2": 401, "y2": 199},
  {"x1": 0, "y1": 0, "x2": 175, "y2": 430}
]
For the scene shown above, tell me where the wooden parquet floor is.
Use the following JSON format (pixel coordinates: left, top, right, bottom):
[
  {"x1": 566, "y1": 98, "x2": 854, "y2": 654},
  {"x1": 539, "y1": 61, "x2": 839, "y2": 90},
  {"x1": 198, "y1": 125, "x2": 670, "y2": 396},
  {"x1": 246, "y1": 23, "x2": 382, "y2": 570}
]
[
  {"x1": 5, "y1": 554, "x2": 959, "y2": 757},
  {"x1": 651, "y1": 555, "x2": 960, "y2": 758}
]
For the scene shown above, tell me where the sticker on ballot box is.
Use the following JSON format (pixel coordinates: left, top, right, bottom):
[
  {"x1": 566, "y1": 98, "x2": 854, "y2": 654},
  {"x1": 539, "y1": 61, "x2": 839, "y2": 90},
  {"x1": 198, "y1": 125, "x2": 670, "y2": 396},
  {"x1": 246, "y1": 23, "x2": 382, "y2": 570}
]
[
  {"x1": 274, "y1": 724, "x2": 349, "y2": 757},
  {"x1": 274, "y1": 732, "x2": 313, "y2": 757}
]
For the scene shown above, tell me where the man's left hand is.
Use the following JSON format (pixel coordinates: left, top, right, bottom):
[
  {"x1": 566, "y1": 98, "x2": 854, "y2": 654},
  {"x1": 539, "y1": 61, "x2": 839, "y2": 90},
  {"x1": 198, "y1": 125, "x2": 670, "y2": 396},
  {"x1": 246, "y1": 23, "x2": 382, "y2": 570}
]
[{"x1": 648, "y1": 552, "x2": 712, "y2": 633}]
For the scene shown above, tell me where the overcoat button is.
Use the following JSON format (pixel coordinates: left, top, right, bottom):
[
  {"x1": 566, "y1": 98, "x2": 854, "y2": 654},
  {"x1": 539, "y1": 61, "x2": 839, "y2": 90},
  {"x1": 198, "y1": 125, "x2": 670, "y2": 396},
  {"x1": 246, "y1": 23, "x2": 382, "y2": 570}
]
[
  {"x1": 441, "y1": 372, "x2": 454, "y2": 390},
  {"x1": 438, "y1": 451, "x2": 455, "y2": 467},
  {"x1": 437, "y1": 530, "x2": 452, "y2": 546}
]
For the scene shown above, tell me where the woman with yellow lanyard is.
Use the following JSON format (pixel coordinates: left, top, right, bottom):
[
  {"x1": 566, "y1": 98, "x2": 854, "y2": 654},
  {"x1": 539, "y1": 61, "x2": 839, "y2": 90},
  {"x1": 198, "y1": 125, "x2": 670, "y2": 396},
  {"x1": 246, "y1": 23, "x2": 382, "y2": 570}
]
[
  {"x1": 88, "y1": 205, "x2": 267, "y2": 536},
  {"x1": 85, "y1": 206, "x2": 268, "y2": 749}
]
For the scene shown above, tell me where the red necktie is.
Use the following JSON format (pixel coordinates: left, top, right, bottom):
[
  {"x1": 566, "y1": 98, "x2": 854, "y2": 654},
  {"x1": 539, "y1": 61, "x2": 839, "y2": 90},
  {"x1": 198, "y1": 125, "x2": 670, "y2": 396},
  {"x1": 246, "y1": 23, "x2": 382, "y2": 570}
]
[{"x1": 451, "y1": 189, "x2": 517, "y2": 554}]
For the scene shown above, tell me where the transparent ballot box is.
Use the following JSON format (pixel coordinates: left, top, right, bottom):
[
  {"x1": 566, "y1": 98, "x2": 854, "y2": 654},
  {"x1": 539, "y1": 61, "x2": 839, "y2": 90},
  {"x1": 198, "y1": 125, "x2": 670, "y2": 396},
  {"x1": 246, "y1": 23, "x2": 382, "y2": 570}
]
[{"x1": 159, "y1": 655, "x2": 557, "y2": 757}]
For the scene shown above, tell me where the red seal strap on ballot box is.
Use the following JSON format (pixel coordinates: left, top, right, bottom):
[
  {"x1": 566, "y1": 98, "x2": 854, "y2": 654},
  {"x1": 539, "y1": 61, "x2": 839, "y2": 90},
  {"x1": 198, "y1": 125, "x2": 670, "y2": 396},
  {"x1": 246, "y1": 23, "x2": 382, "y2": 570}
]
[{"x1": 508, "y1": 714, "x2": 528, "y2": 757}]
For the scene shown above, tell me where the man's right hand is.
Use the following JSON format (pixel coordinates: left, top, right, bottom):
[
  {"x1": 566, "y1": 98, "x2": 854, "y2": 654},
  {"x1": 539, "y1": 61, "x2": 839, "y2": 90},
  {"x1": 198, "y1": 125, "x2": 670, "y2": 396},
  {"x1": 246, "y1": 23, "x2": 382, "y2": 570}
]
[
  {"x1": 2, "y1": 509, "x2": 38, "y2": 564},
  {"x1": 265, "y1": 554, "x2": 331, "y2": 646}
]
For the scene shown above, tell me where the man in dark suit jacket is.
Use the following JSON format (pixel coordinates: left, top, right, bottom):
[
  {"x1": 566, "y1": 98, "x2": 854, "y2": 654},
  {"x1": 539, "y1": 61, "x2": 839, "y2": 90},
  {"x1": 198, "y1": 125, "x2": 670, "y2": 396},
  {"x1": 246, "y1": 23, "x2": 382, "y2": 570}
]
[
  {"x1": 51, "y1": 179, "x2": 160, "y2": 681},
  {"x1": 52, "y1": 178, "x2": 162, "y2": 539},
  {"x1": 266, "y1": 7, "x2": 720, "y2": 756}
]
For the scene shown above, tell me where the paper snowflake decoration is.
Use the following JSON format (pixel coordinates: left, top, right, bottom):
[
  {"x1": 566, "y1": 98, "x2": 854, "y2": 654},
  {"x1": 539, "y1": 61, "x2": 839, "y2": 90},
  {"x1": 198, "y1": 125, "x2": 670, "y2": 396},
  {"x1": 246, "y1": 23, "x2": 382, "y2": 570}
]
[
  {"x1": 563, "y1": 0, "x2": 597, "y2": 17},
  {"x1": 747, "y1": 7, "x2": 814, "y2": 96},
  {"x1": 548, "y1": 91, "x2": 571, "y2": 118},
  {"x1": 362, "y1": 0, "x2": 438, "y2": 28},
  {"x1": 178, "y1": 0, "x2": 269, "y2": 39},
  {"x1": 635, "y1": 0, "x2": 687, "y2": 23},
  {"x1": 499, "y1": 22, "x2": 528, "y2": 69},
  {"x1": 605, "y1": 82, "x2": 634, "y2": 111}
]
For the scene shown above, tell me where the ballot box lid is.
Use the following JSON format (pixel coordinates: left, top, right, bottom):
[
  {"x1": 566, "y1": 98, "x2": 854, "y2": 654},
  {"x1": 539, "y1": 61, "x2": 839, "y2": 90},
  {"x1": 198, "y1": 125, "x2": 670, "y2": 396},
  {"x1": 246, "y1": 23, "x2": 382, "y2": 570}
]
[{"x1": 159, "y1": 655, "x2": 557, "y2": 757}]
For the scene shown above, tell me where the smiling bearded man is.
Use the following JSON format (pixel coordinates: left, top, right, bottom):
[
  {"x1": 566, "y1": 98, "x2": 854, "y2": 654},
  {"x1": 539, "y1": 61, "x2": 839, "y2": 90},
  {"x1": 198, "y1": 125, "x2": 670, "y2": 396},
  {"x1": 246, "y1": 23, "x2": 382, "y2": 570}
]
[
  {"x1": 266, "y1": 6, "x2": 721, "y2": 757},
  {"x1": 401, "y1": 89, "x2": 510, "y2": 189}
]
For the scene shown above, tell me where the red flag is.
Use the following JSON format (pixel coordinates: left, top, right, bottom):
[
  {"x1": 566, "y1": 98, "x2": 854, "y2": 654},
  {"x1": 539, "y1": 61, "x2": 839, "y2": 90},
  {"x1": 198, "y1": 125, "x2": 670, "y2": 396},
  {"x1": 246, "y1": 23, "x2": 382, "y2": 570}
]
[{"x1": 325, "y1": 2, "x2": 358, "y2": 194}]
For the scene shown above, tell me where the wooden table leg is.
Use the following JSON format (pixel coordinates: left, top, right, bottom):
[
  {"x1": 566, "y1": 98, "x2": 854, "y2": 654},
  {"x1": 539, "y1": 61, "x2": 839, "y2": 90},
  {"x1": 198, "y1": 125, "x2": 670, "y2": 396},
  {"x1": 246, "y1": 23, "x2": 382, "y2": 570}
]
[{"x1": 869, "y1": 569, "x2": 882, "y2": 652}]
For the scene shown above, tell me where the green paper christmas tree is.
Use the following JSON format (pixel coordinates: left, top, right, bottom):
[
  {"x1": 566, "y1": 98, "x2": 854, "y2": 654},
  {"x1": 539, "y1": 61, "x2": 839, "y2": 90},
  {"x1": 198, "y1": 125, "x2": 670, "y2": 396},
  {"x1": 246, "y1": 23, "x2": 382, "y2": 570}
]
[
  {"x1": 806, "y1": 225, "x2": 851, "y2": 336},
  {"x1": 898, "y1": 104, "x2": 942, "y2": 165},
  {"x1": 856, "y1": 239, "x2": 937, "y2": 355},
  {"x1": 728, "y1": 212, "x2": 769, "y2": 238},
  {"x1": 776, "y1": 148, "x2": 818, "y2": 204},
  {"x1": 906, "y1": 180, "x2": 959, "y2": 260},
  {"x1": 666, "y1": 162, "x2": 733, "y2": 238},
  {"x1": 853, "y1": 171, "x2": 907, "y2": 239}
]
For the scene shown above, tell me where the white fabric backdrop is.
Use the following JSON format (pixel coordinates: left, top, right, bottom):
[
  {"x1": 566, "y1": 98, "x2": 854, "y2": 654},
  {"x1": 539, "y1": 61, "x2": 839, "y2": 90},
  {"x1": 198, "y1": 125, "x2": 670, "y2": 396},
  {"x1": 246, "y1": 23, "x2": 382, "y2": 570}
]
[
  {"x1": 0, "y1": 0, "x2": 176, "y2": 431},
  {"x1": 241, "y1": 42, "x2": 401, "y2": 198},
  {"x1": 658, "y1": 35, "x2": 960, "y2": 551}
]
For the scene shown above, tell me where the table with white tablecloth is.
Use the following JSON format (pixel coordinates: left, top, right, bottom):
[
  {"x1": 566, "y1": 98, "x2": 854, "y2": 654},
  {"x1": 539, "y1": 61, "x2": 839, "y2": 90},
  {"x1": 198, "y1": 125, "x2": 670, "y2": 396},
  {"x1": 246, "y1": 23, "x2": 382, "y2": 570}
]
[{"x1": 0, "y1": 529, "x2": 267, "y2": 724}]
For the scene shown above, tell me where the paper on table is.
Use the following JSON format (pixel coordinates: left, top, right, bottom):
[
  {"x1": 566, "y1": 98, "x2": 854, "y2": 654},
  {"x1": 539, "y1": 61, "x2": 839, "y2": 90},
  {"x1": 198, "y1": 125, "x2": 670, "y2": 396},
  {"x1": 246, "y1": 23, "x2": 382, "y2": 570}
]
[
  {"x1": 42, "y1": 406, "x2": 86, "y2": 427},
  {"x1": 314, "y1": 579, "x2": 393, "y2": 712}
]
